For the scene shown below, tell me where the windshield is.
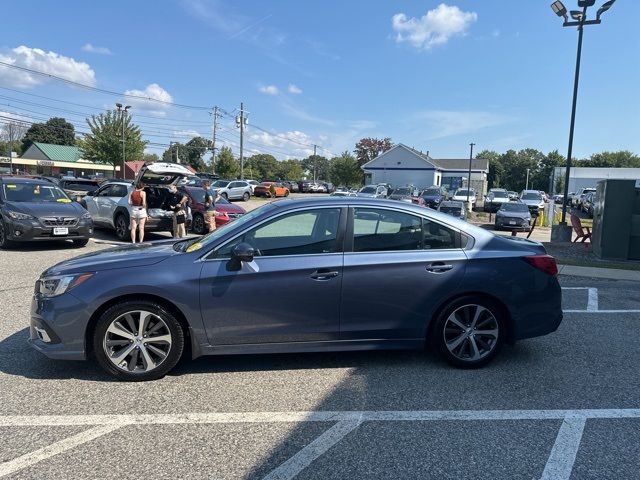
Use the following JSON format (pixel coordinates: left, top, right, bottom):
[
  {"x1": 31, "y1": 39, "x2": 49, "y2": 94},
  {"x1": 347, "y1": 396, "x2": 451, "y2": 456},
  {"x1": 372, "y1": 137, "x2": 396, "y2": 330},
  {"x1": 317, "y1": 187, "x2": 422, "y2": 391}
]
[
  {"x1": 500, "y1": 203, "x2": 529, "y2": 212},
  {"x1": 175, "y1": 203, "x2": 276, "y2": 252},
  {"x1": 423, "y1": 189, "x2": 440, "y2": 196},
  {"x1": 359, "y1": 186, "x2": 376, "y2": 194},
  {"x1": 522, "y1": 193, "x2": 542, "y2": 200},
  {"x1": 3, "y1": 183, "x2": 72, "y2": 203},
  {"x1": 491, "y1": 191, "x2": 509, "y2": 198},
  {"x1": 64, "y1": 181, "x2": 100, "y2": 192},
  {"x1": 393, "y1": 188, "x2": 412, "y2": 196},
  {"x1": 455, "y1": 190, "x2": 473, "y2": 196},
  {"x1": 440, "y1": 207, "x2": 461, "y2": 215}
]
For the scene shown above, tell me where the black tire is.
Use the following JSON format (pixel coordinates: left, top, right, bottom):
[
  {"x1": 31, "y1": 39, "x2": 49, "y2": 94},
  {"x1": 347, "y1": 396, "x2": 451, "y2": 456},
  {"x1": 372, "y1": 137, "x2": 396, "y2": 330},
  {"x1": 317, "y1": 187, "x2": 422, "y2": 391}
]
[
  {"x1": 93, "y1": 300, "x2": 185, "y2": 381},
  {"x1": 0, "y1": 220, "x2": 14, "y2": 249},
  {"x1": 115, "y1": 213, "x2": 129, "y2": 242},
  {"x1": 284, "y1": 190, "x2": 290, "y2": 197},
  {"x1": 431, "y1": 295, "x2": 506, "y2": 369},
  {"x1": 221, "y1": 192, "x2": 228, "y2": 200},
  {"x1": 242, "y1": 192, "x2": 250, "y2": 202},
  {"x1": 192, "y1": 213, "x2": 206, "y2": 235},
  {"x1": 73, "y1": 238, "x2": 89, "y2": 247}
]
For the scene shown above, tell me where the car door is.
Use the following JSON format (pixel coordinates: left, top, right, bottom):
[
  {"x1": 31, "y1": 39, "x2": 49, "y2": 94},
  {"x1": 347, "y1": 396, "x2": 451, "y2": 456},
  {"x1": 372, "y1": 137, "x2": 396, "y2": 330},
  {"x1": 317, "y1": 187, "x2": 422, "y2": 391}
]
[
  {"x1": 199, "y1": 206, "x2": 346, "y2": 345},
  {"x1": 225, "y1": 181, "x2": 239, "y2": 199},
  {"x1": 84, "y1": 185, "x2": 107, "y2": 222},
  {"x1": 98, "y1": 184, "x2": 129, "y2": 226},
  {"x1": 340, "y1": 207, "x2": 468, "y2": 341}
]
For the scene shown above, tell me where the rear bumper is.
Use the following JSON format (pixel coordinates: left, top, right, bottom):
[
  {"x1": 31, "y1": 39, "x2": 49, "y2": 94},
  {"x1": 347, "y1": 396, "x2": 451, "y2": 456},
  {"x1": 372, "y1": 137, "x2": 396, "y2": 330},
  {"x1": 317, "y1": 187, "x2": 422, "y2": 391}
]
[{"x1": 5, "y1": 218, "x2": 93, "y2": 242}]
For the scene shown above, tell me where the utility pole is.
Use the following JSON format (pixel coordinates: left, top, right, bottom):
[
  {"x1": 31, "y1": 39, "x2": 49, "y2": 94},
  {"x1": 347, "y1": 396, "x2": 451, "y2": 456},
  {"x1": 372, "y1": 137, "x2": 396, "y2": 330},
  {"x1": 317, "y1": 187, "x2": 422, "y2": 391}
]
[
  {"x1": 313, "y1": 144, "x2": 317, "y2": 182},
  {"x1": 116, "y1": 103, "x2": 131, "y2": 179},
  {"x1": 236, "y1": 102, "x2": 247, "y2": 180},
  {"x1": 526, "y1": 168, "x2": 530, "y2": 190},
  {"x1": 7, "y1": 123, "x2": 13, "y2": 175},
  {"x1": 211, "y1": 106, "x2": 220, "y2": 175},
  {"x1": 466, "y1": 142, "x2": 475, "y2": 204}
]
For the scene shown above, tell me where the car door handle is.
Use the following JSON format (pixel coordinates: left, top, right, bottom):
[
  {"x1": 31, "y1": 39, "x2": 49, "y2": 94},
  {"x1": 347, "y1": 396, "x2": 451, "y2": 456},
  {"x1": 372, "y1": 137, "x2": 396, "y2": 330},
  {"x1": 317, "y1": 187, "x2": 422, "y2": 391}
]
[
  {"x1": 426, "y1": 262, "x2": 454, "y2": 273},
  {"x1": 310, "y1": 270, "x2": 340, "y2": 281}
]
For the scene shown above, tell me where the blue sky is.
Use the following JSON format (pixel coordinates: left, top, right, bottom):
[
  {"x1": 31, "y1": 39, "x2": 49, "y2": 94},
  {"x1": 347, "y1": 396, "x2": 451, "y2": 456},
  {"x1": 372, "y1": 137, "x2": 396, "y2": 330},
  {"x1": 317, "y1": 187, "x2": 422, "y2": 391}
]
[{"x1": 1, "y1": 0, "x2": 638, "y2": 161}]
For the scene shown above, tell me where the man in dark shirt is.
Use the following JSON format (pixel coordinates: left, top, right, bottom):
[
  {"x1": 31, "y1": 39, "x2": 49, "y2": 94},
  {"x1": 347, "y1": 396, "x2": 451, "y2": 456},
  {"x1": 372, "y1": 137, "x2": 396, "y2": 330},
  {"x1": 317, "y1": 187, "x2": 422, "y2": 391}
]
[
  {"x1": 167, "y1": 185, "x2": 188, "y2": 238},
  {"x1": 203, "y1": 181, "x2": 221, "y2": 233}
]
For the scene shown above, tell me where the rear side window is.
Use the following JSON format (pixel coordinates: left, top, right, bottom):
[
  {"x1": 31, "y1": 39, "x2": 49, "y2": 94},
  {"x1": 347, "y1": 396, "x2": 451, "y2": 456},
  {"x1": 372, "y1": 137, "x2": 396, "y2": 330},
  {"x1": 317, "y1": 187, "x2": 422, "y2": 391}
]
[{"x1": 352, "y1": 208, "x2": 458, "y2": 252}]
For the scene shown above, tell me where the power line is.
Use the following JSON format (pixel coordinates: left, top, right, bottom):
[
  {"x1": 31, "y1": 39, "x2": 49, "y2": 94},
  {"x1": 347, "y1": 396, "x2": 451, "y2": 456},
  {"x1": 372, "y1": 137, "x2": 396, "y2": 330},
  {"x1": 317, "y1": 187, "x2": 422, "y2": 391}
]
[{"x1": 0, "y1": 61, "x2": 212, "y2": 110}]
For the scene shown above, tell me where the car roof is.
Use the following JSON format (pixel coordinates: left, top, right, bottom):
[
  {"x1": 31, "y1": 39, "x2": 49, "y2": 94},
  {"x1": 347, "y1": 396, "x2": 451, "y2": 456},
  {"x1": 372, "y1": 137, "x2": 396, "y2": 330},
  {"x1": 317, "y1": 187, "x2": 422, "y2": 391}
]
[{"x1": 0, "y1": 176, "x2": 53, "y2": 186}]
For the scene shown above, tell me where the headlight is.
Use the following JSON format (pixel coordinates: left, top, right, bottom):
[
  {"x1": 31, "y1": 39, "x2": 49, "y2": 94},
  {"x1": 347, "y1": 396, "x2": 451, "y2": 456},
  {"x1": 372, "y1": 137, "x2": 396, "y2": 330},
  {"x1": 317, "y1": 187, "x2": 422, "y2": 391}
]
[
  {"x1": 37, "y1": 273, "x2": 93, "y2": 297},
  {"x1": 82, "y1": 212, "x2": 92, "y2": 219},
  {"x1": 6, "y1": 211, "x2": 35, "y2": 220}
]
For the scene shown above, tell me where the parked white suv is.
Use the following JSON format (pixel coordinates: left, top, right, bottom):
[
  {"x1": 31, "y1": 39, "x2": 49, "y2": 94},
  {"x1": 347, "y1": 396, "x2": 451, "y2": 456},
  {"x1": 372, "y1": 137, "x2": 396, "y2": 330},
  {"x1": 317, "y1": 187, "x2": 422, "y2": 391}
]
[
  {"x1": 83, "y1": 162, "x2": 193, "y2": 241},
  {"x1": 212, "y1": 180, "x2": 252, "y2": 201},
  {"x1": 451, "y1": 188, "x2": 477, "y2": 208}
]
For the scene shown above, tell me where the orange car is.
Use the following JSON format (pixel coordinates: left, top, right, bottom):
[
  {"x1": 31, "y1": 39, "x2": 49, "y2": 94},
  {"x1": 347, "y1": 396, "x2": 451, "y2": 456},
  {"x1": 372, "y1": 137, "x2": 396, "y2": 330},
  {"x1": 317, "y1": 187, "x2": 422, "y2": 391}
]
[{"x1": 253, "y1": 181, "x2": 290, "y2": 198}]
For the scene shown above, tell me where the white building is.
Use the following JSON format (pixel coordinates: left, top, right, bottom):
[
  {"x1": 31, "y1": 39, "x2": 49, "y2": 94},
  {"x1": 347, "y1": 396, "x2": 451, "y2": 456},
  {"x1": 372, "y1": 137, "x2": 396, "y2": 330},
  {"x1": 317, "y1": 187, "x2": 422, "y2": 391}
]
[
  {"x1": 361, "y1": 144, "x2": 489, "y2": 195},
  {"x1": 554, "y1": 166, "x2": 640, "y2": 193}
]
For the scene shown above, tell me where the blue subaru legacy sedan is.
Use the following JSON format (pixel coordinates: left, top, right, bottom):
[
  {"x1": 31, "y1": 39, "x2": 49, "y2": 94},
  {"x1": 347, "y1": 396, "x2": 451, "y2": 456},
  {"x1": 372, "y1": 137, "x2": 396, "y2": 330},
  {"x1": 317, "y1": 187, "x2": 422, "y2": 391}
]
[{"x1": 30, "y1": 197, "x2": 562, "y2": 381}]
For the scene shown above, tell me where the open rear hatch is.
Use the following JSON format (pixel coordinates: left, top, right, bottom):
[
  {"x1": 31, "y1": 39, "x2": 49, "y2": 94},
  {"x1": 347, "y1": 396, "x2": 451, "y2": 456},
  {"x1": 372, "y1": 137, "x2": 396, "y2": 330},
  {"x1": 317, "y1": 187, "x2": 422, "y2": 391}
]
[{"x1": 135, "y1": 162, "x2": 194, "y2": 186}]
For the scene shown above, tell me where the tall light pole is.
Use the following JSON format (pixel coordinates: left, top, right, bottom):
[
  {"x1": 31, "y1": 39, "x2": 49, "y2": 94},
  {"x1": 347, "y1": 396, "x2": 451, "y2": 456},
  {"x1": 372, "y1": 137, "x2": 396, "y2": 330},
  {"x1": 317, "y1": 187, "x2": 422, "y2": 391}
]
[
  {"x1": 550, "y1": 0, "x2": 616, "y2": 241},
  {"x1": 466, "y1": 142, "x2": 475, "y2": 204},
  {"x1": 236, "y1": 103, "x2": 248, "y2": 180},
  {"x1": 116, "y1": 103, "x2": 131, "y2": 179},
  {"x1": 526, "y1": 168, "x2": 530, "y2": 190}
]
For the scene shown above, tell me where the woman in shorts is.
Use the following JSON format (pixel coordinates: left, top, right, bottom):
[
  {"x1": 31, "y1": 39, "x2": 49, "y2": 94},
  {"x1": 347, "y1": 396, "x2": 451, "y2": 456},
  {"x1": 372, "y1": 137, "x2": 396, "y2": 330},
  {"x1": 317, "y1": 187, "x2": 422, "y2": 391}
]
[{"x1": 128, "y1": 182, "x2": 147, "y2": 243}]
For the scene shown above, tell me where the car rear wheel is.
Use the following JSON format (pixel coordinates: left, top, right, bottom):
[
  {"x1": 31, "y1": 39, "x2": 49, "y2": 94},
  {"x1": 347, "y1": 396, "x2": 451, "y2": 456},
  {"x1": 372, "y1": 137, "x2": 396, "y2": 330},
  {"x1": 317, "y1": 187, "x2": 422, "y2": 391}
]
[
  {"x1": 433, "y1": 296, "x2": 505, "y2": 368},
  {"x1": 284, "y1": 190, "x2": 289, "y2": 197},
  {"x1": 192, "y1": 213, "x2": 205, "y2": 235},
  {"x1": 115, "y1": 213, "x2": 129, "y2": 241},
  {"x1": 242, "y1": 192, "x2": 250, "y2": 201},
  {"x1": 93, "y1": 301, "x2": 184, "y2": 381}
]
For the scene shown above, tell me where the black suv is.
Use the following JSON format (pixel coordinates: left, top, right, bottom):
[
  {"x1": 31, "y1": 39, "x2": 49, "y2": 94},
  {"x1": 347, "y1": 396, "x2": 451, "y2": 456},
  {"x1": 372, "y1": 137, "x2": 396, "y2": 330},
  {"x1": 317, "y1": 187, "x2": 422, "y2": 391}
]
[{"x1": 0, "y1": 176, "x2": 93, "y2": 248}]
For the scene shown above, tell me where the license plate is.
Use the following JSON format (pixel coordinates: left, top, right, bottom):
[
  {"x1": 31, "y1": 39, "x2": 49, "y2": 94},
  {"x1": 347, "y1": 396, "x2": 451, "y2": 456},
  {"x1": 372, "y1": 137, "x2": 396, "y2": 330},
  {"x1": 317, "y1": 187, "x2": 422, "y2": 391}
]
[
  {"x1": 509, "y1": 221, "x2": 516, "y2": 225},
  {"x1": 53, "y1": 227, "x2": 69, "y2": 236}
]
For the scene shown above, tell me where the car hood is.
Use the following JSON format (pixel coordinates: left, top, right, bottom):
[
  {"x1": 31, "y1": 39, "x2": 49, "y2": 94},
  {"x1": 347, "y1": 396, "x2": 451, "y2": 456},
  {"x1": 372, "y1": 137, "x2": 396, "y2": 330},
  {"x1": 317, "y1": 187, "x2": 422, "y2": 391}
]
[
  {"x1": 4, "y1": 200, "x2": 85, "y2": 218},
  {"x1": 43, "y1": 241, "x2": 178, "y2": 276}
]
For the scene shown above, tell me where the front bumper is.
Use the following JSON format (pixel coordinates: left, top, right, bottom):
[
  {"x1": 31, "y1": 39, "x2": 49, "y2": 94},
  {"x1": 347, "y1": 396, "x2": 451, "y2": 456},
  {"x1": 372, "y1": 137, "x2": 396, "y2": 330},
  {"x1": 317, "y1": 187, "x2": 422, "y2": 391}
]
[
  {"x1": 29, "y1": 292, "x2": 90, "y2": 360},
  {"x1": 5, "y1": 218, "x2": 93, "y2": 242},
  {"x1": 495, "y1": 217, "x2": 530, "y2": 231}
]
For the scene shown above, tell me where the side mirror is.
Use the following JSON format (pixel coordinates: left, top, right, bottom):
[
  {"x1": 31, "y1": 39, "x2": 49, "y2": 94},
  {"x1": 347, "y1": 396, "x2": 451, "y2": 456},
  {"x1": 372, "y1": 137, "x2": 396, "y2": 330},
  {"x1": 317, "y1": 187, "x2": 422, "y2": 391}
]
[{"x1": 231, "y1": 242, "x2": 255, "y2": 262}]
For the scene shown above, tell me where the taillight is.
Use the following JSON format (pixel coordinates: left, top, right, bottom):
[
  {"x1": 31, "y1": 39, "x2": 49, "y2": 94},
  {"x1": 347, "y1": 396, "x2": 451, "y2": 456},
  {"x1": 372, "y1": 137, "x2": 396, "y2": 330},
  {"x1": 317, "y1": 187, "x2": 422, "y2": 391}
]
[{"x1": 523, "y1": 255, "x2": 558, "y2": 276}]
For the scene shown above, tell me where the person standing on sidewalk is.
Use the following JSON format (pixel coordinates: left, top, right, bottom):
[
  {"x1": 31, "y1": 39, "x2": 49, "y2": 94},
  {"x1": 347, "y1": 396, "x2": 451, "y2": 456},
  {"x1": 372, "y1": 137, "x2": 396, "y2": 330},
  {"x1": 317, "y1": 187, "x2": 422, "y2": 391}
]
[
  {"x1": 203, "y1": 181, "x2": 221, "y2": 233},
  {"x1": 128, "y1": 182, "x2": 147, "y2": 243},
  {"x1": 167, "y1": 185, "x2": 188, "y2": 238}
]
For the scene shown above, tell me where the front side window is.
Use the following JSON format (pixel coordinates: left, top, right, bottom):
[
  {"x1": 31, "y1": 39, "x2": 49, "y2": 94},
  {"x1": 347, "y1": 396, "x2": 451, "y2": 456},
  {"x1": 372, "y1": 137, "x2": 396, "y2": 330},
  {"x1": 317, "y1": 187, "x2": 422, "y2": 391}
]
[
  {"x1": 217, "y1": 208, "x2": 342, "y2": 258},
  {"x1": 353, "y1": 208, "x2": 458, "y2": 252}
]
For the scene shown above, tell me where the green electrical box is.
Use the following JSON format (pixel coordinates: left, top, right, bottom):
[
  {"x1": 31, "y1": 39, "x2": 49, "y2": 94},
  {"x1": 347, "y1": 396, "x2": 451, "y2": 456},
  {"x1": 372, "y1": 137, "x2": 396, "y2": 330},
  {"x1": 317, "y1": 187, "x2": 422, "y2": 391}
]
[{"x1": 592, "y1": 179, "x2": 640, "y2": 260}]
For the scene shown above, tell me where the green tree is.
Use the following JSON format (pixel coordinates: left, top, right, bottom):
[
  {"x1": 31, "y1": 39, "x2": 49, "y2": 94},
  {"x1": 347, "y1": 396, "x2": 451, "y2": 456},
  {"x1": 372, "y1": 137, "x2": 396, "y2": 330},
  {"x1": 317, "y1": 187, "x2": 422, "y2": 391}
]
[
  {"x1": 581, "y1": 151, "x2": 640, "y2": 168},
  {"x1": 215, "y1": 147, "x2": 239, "y2": 179},
  {"x1": 183, "y1": 136, "x2": 211, "y2": 171},
  {"x1": 329, "y1": 151, "x2": 361, "y2": 187},
  {"x1": 301, "y1": 154, "x2": 330, "y2": 180},
  {"x1": 248, "y1": 154, "x2": 279, "y2": 180},
  {"x1": 141, "y1": 152, "x2": 159, "y2": 162},
  {"x1": 21, "y1": 117, "x2": 76, "y2": 152},
  {"x1": 276, "y1": 159, "x2": 304, "y2": 180},
  {"x1": 161, "y1": 144, "x2": 183, "y2": 162},
  {"x1": 531, "y1": 150, "x2": 565, "y2": 193},
  {"x1": 354, "y1": 137, "x2": 393, "y2": 167},
  {"x1": 80, "y1": 110, "x2": 146, "y2": 170}
]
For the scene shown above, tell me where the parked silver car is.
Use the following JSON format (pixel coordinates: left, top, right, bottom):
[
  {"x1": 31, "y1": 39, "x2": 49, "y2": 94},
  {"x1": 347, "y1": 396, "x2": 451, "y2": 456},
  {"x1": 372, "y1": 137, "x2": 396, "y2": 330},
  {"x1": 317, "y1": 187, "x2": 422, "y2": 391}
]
[{"x1": 213, "y1": 180, "x2": 252, "y2": 201}]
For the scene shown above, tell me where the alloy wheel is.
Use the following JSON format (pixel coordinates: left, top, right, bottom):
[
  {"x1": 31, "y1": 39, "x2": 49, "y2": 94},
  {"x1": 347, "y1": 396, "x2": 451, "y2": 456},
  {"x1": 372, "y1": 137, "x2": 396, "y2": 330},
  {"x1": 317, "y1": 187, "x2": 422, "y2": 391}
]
[
  {"x1": 115, "y1": 215, "x2": 128, "y2": 240},
  {"x1": 103, "y1": 310, "x2": 172, "y2": 373},
  {"x1": 193, "y1": 214, "x2": 205, "y2": 234},
  {"x1": 443, "y1": 304, "x2": 499, "y2": 362}
]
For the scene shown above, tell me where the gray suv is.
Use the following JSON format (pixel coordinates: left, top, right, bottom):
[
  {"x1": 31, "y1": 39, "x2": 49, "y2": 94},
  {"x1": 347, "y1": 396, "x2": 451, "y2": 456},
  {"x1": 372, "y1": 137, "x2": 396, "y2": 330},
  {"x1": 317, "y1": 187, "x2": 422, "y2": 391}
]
[
  {"x1": 213, "y1": 180, "x2": 252, "y2": 201},
  {"x1": 0, "y1": 176, "x2": 93, "y2": 248}
]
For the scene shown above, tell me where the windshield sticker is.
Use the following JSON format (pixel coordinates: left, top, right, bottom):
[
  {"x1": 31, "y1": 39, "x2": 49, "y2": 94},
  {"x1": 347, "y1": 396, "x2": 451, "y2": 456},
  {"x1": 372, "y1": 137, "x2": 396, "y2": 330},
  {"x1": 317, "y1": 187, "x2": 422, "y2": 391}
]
[
  {"x1": 6, "y1": 184, "x2": 16, "y2": 189},
  {"x1": 186, "y1": 242, "x2": 203, "y2": 253},
  {"x1": 57, "y1": 198, "x2": 72, "y2": 203}
]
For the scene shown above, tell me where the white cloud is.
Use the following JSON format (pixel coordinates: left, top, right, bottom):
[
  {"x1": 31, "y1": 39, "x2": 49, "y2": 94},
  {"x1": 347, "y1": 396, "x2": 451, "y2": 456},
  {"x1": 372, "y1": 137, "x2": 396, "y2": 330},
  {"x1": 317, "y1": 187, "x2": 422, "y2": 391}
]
[
  {"x1": 492, "y1": 29, "x2": 501, "y2": 37},
  {"x1": 82, "y1": 43, "x2": 113, "y2": 55},
  {"x1": 172, "y1": 129, "x2": 201, "y2": 139},
  {"x1": 259, "y1": 85, "x2": 279, "y2": 95},
  {"x1": 0, "y1": 45, "x2": 96, "y2": 88},
  {"x1": 392, "y1": 4, "x2": 477, "y2": 50},
  {"x1": 249, "y1": 130, "x2": 315, "y2": 158},
  {"x1": 412, "y1": 110, "x2": 512, "y2": 139},
  {"x1": 287, "y1": 84, "x2": 302, "y2": 94},
  {"x1": 123, "y1": 83, "x2": 173, "y2": 117}
]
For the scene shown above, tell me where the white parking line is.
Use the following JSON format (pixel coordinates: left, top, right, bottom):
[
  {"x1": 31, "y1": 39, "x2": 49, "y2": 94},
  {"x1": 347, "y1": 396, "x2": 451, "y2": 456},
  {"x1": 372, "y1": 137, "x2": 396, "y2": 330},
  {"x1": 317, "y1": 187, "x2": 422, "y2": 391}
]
[
  {"x1": 562, "y1": 287, "x2": 640, "y2": 313},
  {"x1": 0, "y1": 424, "x2": 122, "y2": 478},
  {"x1": 262, "y1": 419, "x2": 362, "y2": 480},
  {"x1": 0, "y1": 409, "x2": 637, "y2": 478},
  {"x1": 540, "y1": 417, "x2": 586, "y2": 480},
  {"x1": 587, "y1": 288, "x2": 599, "y2": 312}
]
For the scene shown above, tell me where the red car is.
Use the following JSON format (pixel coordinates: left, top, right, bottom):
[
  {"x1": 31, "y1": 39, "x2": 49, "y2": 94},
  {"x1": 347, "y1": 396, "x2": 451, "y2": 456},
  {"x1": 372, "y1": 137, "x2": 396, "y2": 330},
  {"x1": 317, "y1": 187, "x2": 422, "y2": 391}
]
[{"x1": 180, "y1": 186, "x2": 247, "y2": 234}]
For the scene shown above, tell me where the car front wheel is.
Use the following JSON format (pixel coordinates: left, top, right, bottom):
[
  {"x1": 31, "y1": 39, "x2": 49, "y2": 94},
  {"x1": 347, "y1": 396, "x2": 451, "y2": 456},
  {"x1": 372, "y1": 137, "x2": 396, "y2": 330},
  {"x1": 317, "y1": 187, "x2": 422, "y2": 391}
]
[
  {"x1": 192, "y1": 213, "x2": 205, "y2": 235},
  {"x1": 242, "y1": 192, "x2": 250, "y2": 201},
  {"x1": 93, "y1": 301, "x2": 184, "y2": 381},
  {"x1": 221, "y1": 192, "x2": 228, "y2": 200},
  {"x1": 0, "y1": 220, "x2": 14, "y2": 249},
  {"x1": 432, "y1": 296, "x2": 505, "y2": 368}
]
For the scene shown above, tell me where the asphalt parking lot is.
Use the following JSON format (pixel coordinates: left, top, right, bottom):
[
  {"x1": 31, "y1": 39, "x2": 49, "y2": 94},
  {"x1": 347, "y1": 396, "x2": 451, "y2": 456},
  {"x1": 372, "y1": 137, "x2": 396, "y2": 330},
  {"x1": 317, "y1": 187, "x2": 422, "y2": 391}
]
[{"x1": 1, "y1": 239, "x2": 639, "y2": 479}]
